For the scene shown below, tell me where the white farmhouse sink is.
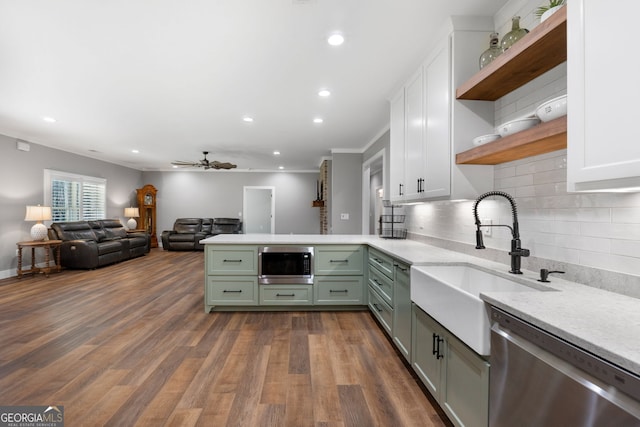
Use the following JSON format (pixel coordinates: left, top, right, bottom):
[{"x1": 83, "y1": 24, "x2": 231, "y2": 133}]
[{"x1": 411, "y1": 265, "x2": 547, "y2": 356}]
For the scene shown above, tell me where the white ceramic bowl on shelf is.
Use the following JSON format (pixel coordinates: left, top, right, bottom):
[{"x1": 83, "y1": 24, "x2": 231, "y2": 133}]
[
  {"x1": 497, "y1": 117, "x2": 540, "y2": 137},
  {"x1": 472, "y1": 134, "x2": 501, "y2": 146},
  {"x1": 535, "y1": 94, "x2": 567, "y2": 122}
]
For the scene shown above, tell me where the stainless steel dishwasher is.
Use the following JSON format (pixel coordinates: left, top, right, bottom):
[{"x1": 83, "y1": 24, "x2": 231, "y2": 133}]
[{"x1": 490, "y1": 307, "x2": 640, "y2": 426}]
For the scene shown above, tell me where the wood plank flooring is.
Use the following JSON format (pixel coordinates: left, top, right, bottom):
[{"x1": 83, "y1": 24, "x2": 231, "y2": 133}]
[{"x1": 0, "y1": 249, "x2": 450, "y2": 426}]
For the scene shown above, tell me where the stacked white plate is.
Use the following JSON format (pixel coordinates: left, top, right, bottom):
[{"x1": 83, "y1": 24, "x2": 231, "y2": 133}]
[
  {"x1": 497, "y1": 116, "x2": 540, "y2": 137},
  {"x1": 535, "y1": 94, "x2": 567, "y2": 122},
  {"x1": 472, "y1": 134, "x2": 501, "y2": 146}
]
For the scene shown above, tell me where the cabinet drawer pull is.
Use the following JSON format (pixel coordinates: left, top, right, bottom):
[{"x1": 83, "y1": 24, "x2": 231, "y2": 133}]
[
  {"x1": 372, "y1": 303, "x2": 383, "y2": 313},
  {"x1": 276, "y1": 293, "x2": 295, "y2": 297},
  {"x1": 374, "y1": 257, "x2": 384, "y2": 264},
  {"x1": 372, "y1": 278, "x2": 382, "y2": 286},
  {"x1": 432, "y1": 333, "x2": 444, "y2": 359},
  {"x1": 223, "y1": 259, "x2": 243, "y2": 263},
  {"x1": 329, "y1": 289, "x2": 348, "y2": 293},
  {"x1": 330, "y1": 259, "x2": 349, "y2": 263},
  {"x1": 223, "y1": 289, "x2": 242, "y2": 293}
]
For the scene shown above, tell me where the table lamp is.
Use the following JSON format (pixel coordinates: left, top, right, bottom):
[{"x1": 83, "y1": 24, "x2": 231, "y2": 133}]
[
  {"x1": 25, "y1": 205, "x2": 52, "y2": 241},
  {"x1": 124, "y1": 207, "x2": 140, "y2": 229}
]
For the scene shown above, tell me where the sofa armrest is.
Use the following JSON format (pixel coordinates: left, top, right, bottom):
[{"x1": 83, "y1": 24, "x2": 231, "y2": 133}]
[{"x1": 59, "y1": 240, "x2": 99, "y2": 269}]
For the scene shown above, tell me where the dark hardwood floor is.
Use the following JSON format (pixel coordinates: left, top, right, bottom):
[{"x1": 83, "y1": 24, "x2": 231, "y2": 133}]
[{"x1": 0, "y1": 249, "x2": 449, "y2": 426}]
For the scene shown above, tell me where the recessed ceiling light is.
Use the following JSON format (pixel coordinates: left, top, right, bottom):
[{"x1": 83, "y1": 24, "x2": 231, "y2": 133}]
[
  {"x1": 43, "y1": 116, "x2": 56, "y2": 123},
  {"x1": 279, "y1": 166, "x2": 284, "y2": 170},
  {"x1": 172, "y1": 165, "x2": 178, "y2": 168},
  {"x1": 131, "y1": 149, "x2": 139, "y2": 154},
  {"x1": 243, "y1": 116, "x2": 254, "y2": 122},
  {"x1": 273, "y1": 151, "x2": 281, "y2": 156},
  {"x1": 327, "y1": 33, "x2": 344, "y2": 46},
  {"x1": 313, "y1": 118, "x2": 323, "y2": 124},
  {"x1": 318, "y1": 89, "x2": 331, "y2": 97}
]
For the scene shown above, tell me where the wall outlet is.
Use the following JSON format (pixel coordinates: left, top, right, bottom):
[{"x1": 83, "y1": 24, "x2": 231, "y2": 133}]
[
  {"x1": 340, "y1": 213, "x2": 349, "y2": 220},
  {"x1": 482, "y1": 219, "x2": 492, "y2": 236}
]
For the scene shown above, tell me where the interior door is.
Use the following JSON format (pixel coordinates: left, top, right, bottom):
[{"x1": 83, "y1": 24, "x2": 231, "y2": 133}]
[{"x1": 243, "y1": 186, "x2": 275, "y2": 233}]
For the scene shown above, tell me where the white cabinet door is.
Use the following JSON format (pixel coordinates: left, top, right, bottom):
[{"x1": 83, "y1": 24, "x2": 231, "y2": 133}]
[
  {"x1": 568, "y1": 0, "x2": 640, "y2": 191},
  {"x1": 404, "y1": 68, "x2": 426, "y2": 200},
  {"x1": 423, "y1": 42, "x2": 451, "y2": 198},
  {"x1": 389, "y1": 89, "x2": 406, "y2": 202}
]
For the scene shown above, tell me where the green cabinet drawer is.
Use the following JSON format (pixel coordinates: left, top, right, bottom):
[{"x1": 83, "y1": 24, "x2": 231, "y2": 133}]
[
  {"x1": 315, "y1": 245, "x2": 364, "y2": 275},
  {"x1": 368, "y1": 264, "x2": 393, "y2": 305},
  {"x1": 368, "y1": 285, "x2": 392, "y2": 335},
  {"x1": 206, "y1": 276, "x2": 258, "y2": 306},
  {"x1": 260, "y1": 285, "x2": 313, "y2": 305},
  {"x1": 207, "y1": 245, "x2": 257, "y2": 275},
  {"x1": 315, "y1": 276, "x2": 364, "y2": 305},
  {"x1": 368, "y1": 247, "x2": 394, "y2": 279}
]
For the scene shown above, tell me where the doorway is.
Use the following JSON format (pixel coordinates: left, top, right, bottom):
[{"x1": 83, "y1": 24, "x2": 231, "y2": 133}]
[
  {"x1": 362, "y1": 149, "x2": 385, "y2": 235},
  {"x1": 243, "y1": 186, "x2": 275, "y2": 233}
]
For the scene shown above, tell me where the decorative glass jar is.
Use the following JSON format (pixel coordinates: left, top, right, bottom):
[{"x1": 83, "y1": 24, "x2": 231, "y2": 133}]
[
  {"x1": 501, "y1": 16, "x2": 529, "y2": 51},
  {"x1": 479, "y1": 32, "x2": 502, "y2": 69}
]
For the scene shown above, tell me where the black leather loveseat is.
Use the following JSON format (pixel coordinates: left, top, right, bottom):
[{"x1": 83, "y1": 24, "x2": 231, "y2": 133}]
[
  {"x1": 49, "y1": 219, "x2": 150, "y2": 269},
  {"x1": 161, "y1": 217, "x2": 242, "y2": 251}
]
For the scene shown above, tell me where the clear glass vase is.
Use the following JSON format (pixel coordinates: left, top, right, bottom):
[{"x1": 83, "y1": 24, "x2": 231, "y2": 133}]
[
  {"x1": 501, "y1": 16, "x2": 529, "y2": 51},
  {"x1": 479, "y1": 32, "x2": 502, "y2": 69}
]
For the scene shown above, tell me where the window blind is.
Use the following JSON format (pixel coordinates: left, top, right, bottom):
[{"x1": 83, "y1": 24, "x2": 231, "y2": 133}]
[{"x1": 45, "y1": 170, "x2": 106, "y2": 222}]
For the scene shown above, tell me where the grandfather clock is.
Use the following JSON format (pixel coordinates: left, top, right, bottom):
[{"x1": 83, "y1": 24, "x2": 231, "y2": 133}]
[{"x1": 137, "y1": 184, "x2": 158, "y2": 248}]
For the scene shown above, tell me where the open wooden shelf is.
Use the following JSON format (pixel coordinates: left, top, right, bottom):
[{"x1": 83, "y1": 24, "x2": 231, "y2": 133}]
[
  {"x1": 456, "y1": 6, "x2": 567, "y2": 101},
  {"x1": 456, "y1": 116, "x2": 566, "y2": 165}
]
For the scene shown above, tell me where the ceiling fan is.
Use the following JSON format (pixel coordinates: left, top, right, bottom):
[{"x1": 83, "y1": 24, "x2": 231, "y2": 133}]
[{"x1": 171, "y1": 151, "x2": 237, "y2": 170}]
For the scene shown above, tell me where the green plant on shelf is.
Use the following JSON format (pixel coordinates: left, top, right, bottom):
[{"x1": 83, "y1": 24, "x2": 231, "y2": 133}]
[{"x1": 536, "y1": 0, "x2": 565, "y2": 19}]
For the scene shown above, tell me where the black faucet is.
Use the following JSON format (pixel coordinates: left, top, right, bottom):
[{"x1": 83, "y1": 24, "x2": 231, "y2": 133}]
[
  {"x1": 538, "y1": 269, "x2": 565, "y2": 282},
  {"x1": 473, "y1": 191, "x2": 530, "y2": 274}
]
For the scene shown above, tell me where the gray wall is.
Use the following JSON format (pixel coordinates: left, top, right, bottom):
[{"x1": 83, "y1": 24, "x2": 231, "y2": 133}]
[
  {"x1": 0, "y1": 134, "x2": 143, "y2": 278},
  {"x1": 330, "y1": 152, "x2": 363, "y2": 234},
  {"x1": 141, "y1": 170, "x2": 320, "y2": 237}
]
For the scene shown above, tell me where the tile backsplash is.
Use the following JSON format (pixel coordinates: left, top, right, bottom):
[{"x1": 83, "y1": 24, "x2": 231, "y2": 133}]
[{"x1": 405, "y1": 150, "x2": 640, "y2": 298}]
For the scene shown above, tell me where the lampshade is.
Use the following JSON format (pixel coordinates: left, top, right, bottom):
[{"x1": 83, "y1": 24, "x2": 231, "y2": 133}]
[
  {"x1": 124, "y1": 207, "x2": 139, "y2": 218},
  {"x1": 25, "y1": 205, "x2": 52, "y2": 241},
  {"x1": 25, "y1": 205, "x2": 52, "y2": 222},
  {"x1": 125, "y1": 207, "x2": 139, "y2": 230}
]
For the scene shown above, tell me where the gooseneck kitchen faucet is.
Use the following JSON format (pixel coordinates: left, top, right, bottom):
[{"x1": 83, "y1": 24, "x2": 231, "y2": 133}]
[{"x1": 473, "y1": 191, "x2": 530, "y2": 274}]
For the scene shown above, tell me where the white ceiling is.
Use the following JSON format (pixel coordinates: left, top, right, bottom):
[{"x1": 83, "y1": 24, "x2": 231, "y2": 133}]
[{"x1": 0, "y1": 0, "x2": 507, "y2": 172}]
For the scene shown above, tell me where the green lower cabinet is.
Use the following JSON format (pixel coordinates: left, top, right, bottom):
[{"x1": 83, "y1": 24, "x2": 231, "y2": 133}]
[
  {"x1": 392, "y1": 261, "x2": 411, "y2": 362},
  {"x1": 259, "y1": 285, "x2": 313, "y2": 305},
  {"x1": 205, "y1": 276, "x2": 259, "y2": 311},
  {"x1": 412, "y1": 304, "x2": 489, "y2": 427},
  {"x1": 368, "y1": 285, "x2": 393, "y2": 335},
  {"x1": 314, "y1": 276, "x2": 364, "y2": 305}
]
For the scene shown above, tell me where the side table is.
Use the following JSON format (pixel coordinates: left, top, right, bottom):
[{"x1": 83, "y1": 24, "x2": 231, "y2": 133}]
[{"x1": 17, "y1": 240, "x2": 62, "y2": 278}]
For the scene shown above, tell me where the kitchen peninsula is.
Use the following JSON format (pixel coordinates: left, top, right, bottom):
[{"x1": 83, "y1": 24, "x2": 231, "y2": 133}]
[{"x1": 203, "y1": 234, "x2": 640, "y2": 377}]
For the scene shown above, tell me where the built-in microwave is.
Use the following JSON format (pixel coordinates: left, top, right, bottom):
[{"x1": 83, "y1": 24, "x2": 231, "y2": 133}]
[{"x1": 258, "y1": 246, "x2": 314, "y2": 285}]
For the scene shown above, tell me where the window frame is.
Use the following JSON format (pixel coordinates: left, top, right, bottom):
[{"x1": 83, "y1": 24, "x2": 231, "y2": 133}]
[{"x1": 44, "y1": 169, "x2": 107, "y2": 222}]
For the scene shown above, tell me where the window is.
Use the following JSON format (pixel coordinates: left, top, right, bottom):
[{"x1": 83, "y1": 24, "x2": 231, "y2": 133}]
[{"x1": 44, "y1": 169, "x2": 106, "y2": 222}]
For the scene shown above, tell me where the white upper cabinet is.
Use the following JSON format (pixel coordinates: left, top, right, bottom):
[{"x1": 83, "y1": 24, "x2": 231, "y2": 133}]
[
  {"x1": 568, "y1": 0, "x2": 640, "y2": 191},
  {"x1": 389, "y1": 18, "x2": 494, "y2": 203},
  {"x1": 404, "y1": 68, "x2": 427, "y2": 200},
  {"x1": 389, "y1": 89, "x2": 405, "y2": 200}
]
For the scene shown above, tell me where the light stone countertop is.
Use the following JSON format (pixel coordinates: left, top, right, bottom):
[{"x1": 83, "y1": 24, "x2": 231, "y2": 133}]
[{"x1": 203, "y1": 234, "x2": 640, "y2": 375}]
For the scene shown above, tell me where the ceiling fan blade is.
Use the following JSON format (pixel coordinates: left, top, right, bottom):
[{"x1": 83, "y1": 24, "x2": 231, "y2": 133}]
[
  {"x1": 211, "y1": 161, "x2": 237, "y2": 170},
  {"x1": 171, "y1": 160, "x2": 199, "y2": 166}
]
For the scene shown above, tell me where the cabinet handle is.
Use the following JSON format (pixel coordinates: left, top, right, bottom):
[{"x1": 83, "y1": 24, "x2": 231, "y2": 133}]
[
  {"x1": 330, "y1": 259, "x2": 348, "y2": 263},
  {"x1": 330, "y1": 289, "x2": 348, "y2": 293},
  {"x1": 276, "y1": 293, "x2": 295, "y2": 297},
  {"x1": 223, "y1": 290, "x2": 242, "y2": 293},
  {"x1": 372, "y1": 303, "x2": 383, "y2": 312},
  {"x1": 374, "y1": 257, "x2": 384, "y2": 264},
  {"x1": 223, "y1": 259, "x2": 242, "y2": 263},
  {"x1": 399, "y1": 183, "x2": 404, "y2": 196},
  {"x1": 432, "y1": 333, "x2": 438, "y2": 356},
  {"x1": 394, "y1": 263, "x2": 408, "y2": 272},
  {"x1": 433, "y1": 334, "x2": 444, "y2": 360}
]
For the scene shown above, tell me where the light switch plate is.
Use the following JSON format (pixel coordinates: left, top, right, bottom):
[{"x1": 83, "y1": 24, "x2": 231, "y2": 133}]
[{"x1": 340, "y1": 213, "x2": 349, "y2": 220}]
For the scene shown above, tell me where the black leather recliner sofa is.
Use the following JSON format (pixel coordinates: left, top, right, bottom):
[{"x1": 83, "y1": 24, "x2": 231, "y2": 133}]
[
  {"x1": 49, "y1": 219, "x2": 150, "y2": 269},
  {"x1": 161, "y1": 217, "x2": 242, "y2": 251}
]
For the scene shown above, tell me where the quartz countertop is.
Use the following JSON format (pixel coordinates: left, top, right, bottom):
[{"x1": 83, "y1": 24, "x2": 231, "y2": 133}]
[{"x1": 202, "y1": 233, "x2": 640, "y2": 375}]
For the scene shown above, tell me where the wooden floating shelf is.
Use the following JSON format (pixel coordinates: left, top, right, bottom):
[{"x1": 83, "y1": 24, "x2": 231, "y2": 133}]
[
  {"x1": 456, "y1": 116, "x2": 566, "y2": 165},
  {"x1": 312, "y1": 200, "x2": 325, "y2": 207},
  {"x1": 456, "y1": 6, "x2": 567, "y2": 101}
]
